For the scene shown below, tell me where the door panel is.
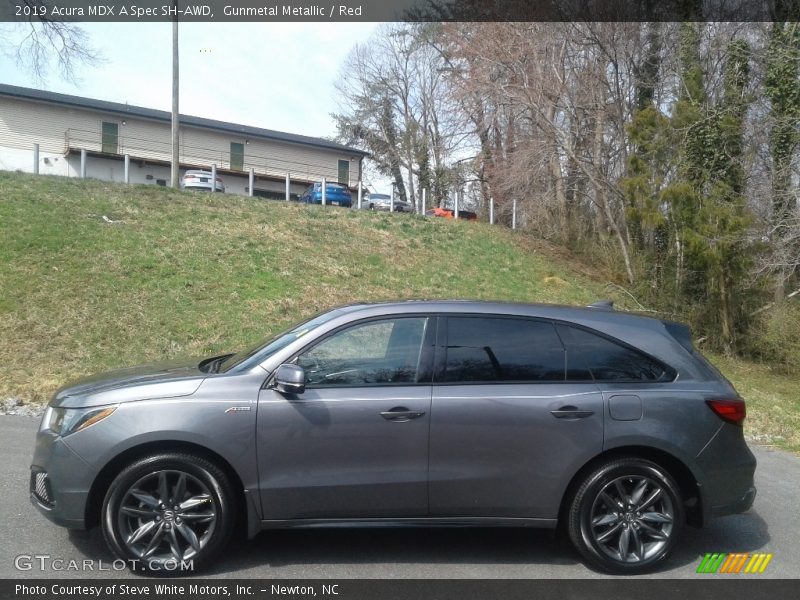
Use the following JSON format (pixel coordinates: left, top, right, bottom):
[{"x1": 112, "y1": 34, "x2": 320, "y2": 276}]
[
  {"x1": 429, "y1": 384, "x2": 603, "y2": 518},
  {"x1": 257, "y1": 386, "x2": 431, "y2": 519},
  {"x1": 256, "y1": 315, "x2": 434, "y2": 521},
  {"x1": 428, "y1": 315, "x2": 604, "y2": 519}
]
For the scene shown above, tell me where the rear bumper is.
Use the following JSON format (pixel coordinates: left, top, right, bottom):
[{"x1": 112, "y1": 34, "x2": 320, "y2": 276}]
[
  {"x1": 711, "y1": 486, "x2": 756, "y2": 519},
  {"x1": 301, "y1": 198, "x2": 352, "y2": 207},
  {"x1": 695, "y1": 423, "x2": 757, "y2": 525},
  {"x1": 181, "y1": 183, "x2": 225, "y2": 193}
]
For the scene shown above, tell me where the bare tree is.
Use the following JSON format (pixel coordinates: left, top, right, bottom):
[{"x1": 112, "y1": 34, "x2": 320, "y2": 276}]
[
  {"x1": 1, "y1": 1, "x2": 100, "y2": 83},
  {"x1": 333, "y1": 24, "x2": 463, "y2": 207}
]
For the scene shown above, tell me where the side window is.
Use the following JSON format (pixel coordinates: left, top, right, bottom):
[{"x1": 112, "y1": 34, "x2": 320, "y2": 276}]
[
  {"x1": 557, "y1": 324, "x2": 672, "y2": 382},
  {"x1": 298, "y1": 317, "x2": 428, "y2": 387},
  {"x1": 443, "y1": 317, "x2": 565, "y2": 383}
]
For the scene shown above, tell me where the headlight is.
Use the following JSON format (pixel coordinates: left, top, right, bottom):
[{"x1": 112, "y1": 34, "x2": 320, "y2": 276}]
[{"x1": 44, "y1": 405, "x2": 117, "y2": 436}]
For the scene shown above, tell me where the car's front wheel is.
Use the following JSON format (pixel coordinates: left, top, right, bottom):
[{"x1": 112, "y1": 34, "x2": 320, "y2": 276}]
[
  {"x1": 101, "y1": 453, "x2": 235, "y2": 574},
  {"x1": 567, "y1": 457, "x2": 684, "y2": 574}
]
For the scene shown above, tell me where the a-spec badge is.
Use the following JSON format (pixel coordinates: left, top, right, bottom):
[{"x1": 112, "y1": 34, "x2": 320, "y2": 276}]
[{"x1": 225, "y1": 406, "x2": 252, "y2": 414}]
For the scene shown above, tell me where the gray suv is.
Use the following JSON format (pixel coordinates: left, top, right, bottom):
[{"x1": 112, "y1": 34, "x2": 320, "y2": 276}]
[{"x1": 30, "y1": 301, "x2": 756, "y2": 574}]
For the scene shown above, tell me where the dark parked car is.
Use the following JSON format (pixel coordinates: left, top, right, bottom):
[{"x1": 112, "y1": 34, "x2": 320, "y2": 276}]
[
  {"x1": 30, "y1": 300, "x2": 755, "y2": 574},
  {"x1": 298, "y1": 182, "x2": 352, "y2": 207}
]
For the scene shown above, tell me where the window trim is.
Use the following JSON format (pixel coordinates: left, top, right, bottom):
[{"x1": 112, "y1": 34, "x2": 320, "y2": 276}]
[
  {"x1": 432, "y1": 313, "x2": 677, "y2": 386},
  {"x1": 553, "y1": 321, "x2": 678, "y2": 384},
  {"x1": 280, "y1": 313, "x2": 437, "y2": 389}
]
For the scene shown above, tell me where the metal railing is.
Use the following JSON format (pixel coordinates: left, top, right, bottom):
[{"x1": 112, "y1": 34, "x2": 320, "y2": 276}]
[
  {"x1": 57, "y1": 133, "x2": 519, "y2": 225},
  {"x1": 64, "y1": 128, "x2": 356, "y2": 186}
]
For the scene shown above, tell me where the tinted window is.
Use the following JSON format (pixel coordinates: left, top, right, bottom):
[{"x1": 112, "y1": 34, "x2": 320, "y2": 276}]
[
  {"x1": 299, "y1": 317, "x2": 428, "y2": 386},
  {"x1": 443, "y1": 317, "x2": 565, "y2": 383},
  {"x1": 557, "y1": 324, "x2": 671, "y2": 382}
]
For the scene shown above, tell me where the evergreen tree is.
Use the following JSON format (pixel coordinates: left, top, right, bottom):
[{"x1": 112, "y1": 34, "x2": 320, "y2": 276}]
[{"x1": 665, "y1": 30, "x2": 753, "y2": 350}]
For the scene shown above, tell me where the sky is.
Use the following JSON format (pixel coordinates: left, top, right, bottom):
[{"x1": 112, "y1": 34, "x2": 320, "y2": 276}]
[{"x1": 0, "y1": 22, "x2": 378, "y2": 140}]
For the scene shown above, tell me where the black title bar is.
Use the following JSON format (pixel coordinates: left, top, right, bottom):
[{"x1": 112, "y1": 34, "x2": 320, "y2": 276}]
[
  {"x1": 1, "y1": 579, "x2": 799, "y2": 600},
  {"x1": 2, "y1": 0, "x2": 800, "y2": 22}
]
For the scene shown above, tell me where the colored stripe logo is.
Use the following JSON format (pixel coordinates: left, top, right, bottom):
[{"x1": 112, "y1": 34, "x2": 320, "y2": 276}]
[{"x1": 696, "y1": 552, "x2": 773, "y2": 574}]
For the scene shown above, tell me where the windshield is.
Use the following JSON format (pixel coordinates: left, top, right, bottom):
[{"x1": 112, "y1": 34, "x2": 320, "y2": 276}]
[{"x1": 218, "y1": 309, "x2": 344, "y2": 373}]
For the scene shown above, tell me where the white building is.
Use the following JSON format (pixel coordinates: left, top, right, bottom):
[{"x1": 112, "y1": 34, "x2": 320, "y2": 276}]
[{"x1": 0, "y1": 83, "x2": 367, "y2": 199}]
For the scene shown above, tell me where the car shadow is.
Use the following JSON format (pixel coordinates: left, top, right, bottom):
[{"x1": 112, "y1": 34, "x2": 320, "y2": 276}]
[
  {"x1": 66, "y1": 510, "x2": 770, "y2": 578},
  {"x1": 202, "y1": 527, "x2": 581, "y2": 575},
  {"x1": 670, "y1": 511, "x2": 772, "y2": 565}
]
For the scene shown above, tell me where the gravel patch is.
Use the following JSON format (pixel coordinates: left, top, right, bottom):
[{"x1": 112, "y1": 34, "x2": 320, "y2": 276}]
[
  {"x1": 0, "y1": 398, "x2": 45, "y2": 417},
  {"x1": 746, "y1": 433, "x2": 787, "y2": 444}
]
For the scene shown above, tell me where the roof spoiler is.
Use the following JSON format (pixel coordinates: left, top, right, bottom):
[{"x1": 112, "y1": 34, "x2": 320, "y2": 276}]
[{"x1": 587, "y1": 300, "x2": 614, "y2": 310}]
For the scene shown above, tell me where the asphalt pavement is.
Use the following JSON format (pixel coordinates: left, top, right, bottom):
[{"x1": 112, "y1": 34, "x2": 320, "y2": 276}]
[{"x1": 1, "y1": 414, "x2": 797, "y2": 579}]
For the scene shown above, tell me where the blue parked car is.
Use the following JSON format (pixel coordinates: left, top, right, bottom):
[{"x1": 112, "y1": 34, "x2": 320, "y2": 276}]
[{"x1": 298, "y1": 182, "x2": 353, "y2": 207}]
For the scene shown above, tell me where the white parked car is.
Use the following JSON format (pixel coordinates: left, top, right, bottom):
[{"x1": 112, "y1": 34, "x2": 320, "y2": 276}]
[
  {"x1": 364, "y1": 193, "x2": 412, "y2": 212},
  {"x1": 181, "y1": 170, "x2": 225, "y2": 193}
]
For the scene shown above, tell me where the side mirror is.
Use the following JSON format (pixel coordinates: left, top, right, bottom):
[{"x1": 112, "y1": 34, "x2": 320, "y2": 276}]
[{"x1": 273, "y1": 364, "x2": 306, "y2": 395}]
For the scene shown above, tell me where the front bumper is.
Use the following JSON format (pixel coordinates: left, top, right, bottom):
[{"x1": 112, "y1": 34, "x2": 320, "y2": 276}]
[{"x1": 29, "y1": 428, "x2": 95, "y2": 529}]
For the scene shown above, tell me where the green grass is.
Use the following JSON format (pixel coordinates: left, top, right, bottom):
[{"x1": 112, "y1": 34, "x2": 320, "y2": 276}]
[
  {"x1": 707, "y1": 354, "x2": 800, "y2": 452},
  {"x1": 0, "y1": 171, "x2": 601, "y2": 402},
  {"x1": 1, "y1": 171, "x2": 798, "y2": 452}
]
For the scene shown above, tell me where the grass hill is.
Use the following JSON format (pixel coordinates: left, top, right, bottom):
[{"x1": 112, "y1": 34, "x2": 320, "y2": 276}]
[{"x1": 1, "y1": 171, "x2": 797, "y2": 450}]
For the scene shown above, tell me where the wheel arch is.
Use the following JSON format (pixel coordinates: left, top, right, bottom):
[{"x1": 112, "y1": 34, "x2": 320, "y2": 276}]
[
  {"x1": 557, "y1": 445, "x2": 704, "y2": 529},
  {"x1": 85, "y1": 440, "x2": 249, "y2": 532}
]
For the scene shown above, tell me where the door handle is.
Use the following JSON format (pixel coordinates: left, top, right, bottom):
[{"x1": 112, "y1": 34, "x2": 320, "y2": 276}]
[
  {"x1": 380, "y1": 407, "x2": 426, "y2": 421},
  {"x1": 550, "y1": 405, "x2": 595, "y2": 419}
]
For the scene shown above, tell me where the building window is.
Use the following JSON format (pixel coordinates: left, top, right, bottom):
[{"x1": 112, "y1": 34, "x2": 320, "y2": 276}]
[
  {"x1": 230, "y1": 142, "x2": 244, "y2": 171},
  {"x1": 338, "y1": 159, "x2": 350, "y2": 185},
  {"x1": 101, "y1": 122, "x2": 118, "y2": 154}
]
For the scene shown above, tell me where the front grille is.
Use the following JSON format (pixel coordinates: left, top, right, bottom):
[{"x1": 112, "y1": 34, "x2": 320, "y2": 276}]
[{"x1": 31, "y1": 471, "x2": 54, "y2": 507}]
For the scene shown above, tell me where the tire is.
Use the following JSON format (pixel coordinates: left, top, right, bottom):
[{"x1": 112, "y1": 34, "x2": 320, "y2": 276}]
[
  {"x1": 101, "y1": 453, "x2": 235, "y2": 575},
  {"x1": 567, "y1": 457, "x2": 684, "y2": 574}
]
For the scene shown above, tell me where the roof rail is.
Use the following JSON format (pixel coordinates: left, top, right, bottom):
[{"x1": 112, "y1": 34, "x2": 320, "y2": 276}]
[{"x1": 587, "y1": 300, "x2": 615, "y2": 310}]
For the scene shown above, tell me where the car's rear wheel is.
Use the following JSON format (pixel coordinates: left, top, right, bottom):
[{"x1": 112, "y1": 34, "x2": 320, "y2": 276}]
[
  {"x1": 101, "y1": 453, "x2": 235, "y2": 575},
  {"x1": 567, "y1": 457, "x2": 683, "y2": 574}
]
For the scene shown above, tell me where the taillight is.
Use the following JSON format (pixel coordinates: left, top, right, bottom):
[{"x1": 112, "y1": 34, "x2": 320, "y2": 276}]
[{"x1": 706, "y1": 398, "x2": 746, "y2": 425}]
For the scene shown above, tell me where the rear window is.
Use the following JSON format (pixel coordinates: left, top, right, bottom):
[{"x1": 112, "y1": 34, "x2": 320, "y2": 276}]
[{"x1": 556, "y1": 324, "x2": 675, "y2": 382}]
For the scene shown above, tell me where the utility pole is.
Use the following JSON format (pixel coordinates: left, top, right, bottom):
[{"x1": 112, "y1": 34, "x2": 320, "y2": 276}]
[{"x1": 170, "y1": 4, "x2": 179, "y2": 188}]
